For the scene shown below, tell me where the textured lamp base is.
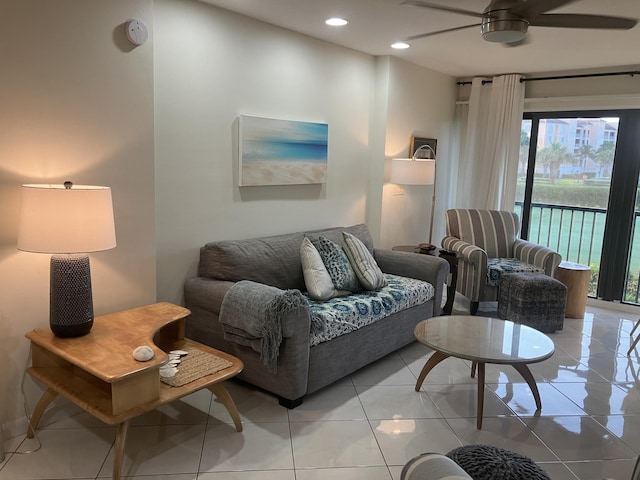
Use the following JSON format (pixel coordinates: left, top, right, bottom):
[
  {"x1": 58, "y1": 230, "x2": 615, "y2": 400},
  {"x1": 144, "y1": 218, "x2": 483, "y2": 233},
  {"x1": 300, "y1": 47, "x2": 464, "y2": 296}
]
[{"x1": 50, "y1": 254, "x2": 94, "y2": 337}]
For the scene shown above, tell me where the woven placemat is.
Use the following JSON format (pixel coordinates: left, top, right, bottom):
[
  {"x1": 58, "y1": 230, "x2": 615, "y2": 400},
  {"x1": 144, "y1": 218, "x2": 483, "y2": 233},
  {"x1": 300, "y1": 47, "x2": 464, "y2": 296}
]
[{"x1": 160, "y1": 346, "x2": 233, "y2": 387}]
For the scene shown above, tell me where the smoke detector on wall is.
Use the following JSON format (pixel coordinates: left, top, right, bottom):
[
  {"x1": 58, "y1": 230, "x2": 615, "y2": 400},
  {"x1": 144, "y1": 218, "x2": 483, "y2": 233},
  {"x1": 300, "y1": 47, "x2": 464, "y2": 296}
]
[{"x1": 124, "y1": 19, "x2": 148, "y2": 46}]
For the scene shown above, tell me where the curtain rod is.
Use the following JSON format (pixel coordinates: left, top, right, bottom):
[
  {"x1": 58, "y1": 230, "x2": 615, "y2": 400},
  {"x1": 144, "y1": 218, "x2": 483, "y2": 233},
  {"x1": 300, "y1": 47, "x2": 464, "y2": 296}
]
[{"x1": 456, "y1": 70, "x2": 640, "y2": 86}]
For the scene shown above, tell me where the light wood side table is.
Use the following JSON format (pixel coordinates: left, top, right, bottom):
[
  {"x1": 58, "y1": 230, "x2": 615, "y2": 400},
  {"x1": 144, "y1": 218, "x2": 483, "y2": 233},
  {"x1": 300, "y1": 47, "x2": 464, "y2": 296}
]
[
  {"x1": 25, "y1": 302, "x2": 243, "y2": 480},
  {"x1": 554, "y1": 261, "x2": 591, "y2": 318}
]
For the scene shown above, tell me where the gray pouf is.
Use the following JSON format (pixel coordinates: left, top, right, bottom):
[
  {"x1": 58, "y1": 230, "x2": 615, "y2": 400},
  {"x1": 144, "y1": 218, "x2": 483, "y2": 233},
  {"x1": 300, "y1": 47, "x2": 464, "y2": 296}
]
[
  {"x1": 498, "y1": 272, "x2": 566, "y2": 333},
  {"x1": 446, "y1": 445, "x2": 550, "y2": 480}
]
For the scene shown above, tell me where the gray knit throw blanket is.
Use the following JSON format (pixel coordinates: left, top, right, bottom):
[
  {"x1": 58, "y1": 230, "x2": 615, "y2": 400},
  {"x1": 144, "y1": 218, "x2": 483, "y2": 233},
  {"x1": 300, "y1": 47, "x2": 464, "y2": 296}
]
[{"x1": 219, "y1": 280, "x2": 312, "y2": 373}]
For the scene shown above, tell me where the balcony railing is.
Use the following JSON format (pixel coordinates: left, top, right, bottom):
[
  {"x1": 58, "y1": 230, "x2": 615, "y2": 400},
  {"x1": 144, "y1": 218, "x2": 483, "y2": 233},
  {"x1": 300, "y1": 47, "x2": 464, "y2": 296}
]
[
  {"x1": 515, "y1": 201, "x2": 605, "y2": 298},
  {"x1": 515, "y1": 202, "x2": 640, "y2": 304}
]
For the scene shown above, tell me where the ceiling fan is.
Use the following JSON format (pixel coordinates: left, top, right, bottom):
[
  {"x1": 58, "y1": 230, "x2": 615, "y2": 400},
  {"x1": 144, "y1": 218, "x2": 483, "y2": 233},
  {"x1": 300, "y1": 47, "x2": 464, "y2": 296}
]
[{"x1": 401, "y1": 0, "x2": 638, "y2": 46}]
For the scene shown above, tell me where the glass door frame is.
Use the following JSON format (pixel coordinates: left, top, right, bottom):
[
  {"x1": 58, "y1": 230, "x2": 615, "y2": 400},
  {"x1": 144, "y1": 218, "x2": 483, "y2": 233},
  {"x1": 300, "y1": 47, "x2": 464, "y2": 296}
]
[{"x1": 520, "y1": 109, "x2": 640, "y2": 302}]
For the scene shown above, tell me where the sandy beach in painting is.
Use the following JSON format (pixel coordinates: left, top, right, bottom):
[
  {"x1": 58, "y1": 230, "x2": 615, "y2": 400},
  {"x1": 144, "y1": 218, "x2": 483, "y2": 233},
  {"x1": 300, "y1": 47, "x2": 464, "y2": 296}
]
[{"x1": 241, "y1": 159, "x2": 327, "y2": 186}]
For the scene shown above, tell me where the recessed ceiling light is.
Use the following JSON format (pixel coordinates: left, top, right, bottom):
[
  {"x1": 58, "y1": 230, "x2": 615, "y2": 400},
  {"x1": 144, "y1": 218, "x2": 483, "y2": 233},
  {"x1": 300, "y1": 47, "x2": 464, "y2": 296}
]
[
  {"x1": 326, "y1": 17, "x2": 348, "y2": 26},
  {"x1": 391, "y1": 42, "x2": 410, "y2": 49}
]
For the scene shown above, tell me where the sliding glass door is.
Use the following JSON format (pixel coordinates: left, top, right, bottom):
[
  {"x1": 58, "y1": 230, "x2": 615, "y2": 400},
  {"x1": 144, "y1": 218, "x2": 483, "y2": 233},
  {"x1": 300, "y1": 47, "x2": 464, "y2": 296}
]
[{"x1": 517, "y1": 110, "x2": 640, "y2": 304}]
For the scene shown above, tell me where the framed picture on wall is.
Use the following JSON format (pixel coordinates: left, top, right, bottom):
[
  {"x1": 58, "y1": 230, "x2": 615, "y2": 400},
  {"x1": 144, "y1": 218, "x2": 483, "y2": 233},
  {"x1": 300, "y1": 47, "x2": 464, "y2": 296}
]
[
  {"x1": 239, "y1": 115, "x2": 328, "y2": 186},
  {"x1": 410, "y1": 136, "x2": 437, "y2": 159}
]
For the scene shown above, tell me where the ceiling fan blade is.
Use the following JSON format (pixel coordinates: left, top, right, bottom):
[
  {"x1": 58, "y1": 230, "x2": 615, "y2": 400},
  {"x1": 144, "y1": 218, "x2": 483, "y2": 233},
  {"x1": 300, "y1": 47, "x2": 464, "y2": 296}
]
[
  {"x1": 529, "y1": 13, "x2": 637, "y2": 29},
  {"x1": 403, "y1": 23, "x2": 481, "y2": 41},
  {"x1": 400, "y1": 0, "x2": 484, "y2": 19},
  {"x1": 506, "y1": 0, "x2": 578, "y2": 18}
]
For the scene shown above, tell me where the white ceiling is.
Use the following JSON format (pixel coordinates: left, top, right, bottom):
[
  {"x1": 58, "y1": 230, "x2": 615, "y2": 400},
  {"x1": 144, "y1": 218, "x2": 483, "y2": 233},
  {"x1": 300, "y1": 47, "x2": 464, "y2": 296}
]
[{"x1": 200, "y1": 0, "x2": 640, "y2": 78}]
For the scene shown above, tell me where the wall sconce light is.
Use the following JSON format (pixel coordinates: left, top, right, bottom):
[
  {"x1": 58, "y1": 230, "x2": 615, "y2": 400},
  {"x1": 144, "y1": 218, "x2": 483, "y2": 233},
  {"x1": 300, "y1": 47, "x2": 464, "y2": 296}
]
[
  {"x1": 391, "y1": 144, "x2": 438, "y2": 244},
  {"x1": 17, "y1": 182, "x2": 116, "y2": 337}
]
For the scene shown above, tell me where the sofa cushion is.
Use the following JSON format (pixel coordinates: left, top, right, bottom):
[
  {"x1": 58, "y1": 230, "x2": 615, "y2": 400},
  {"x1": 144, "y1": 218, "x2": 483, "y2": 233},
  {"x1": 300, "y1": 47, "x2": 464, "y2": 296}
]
[
  {"x1": 198, "y1": 225, "x2": 374, "y2": 292},
  {"x1": 307, "y1": 273, "x2": 434, "y2": 346},
  {"x1": 314, "y1": 236, "x2": 362, "y2": 292},
  {"x1": 342, "y1": 232, "x2": 387, "y2": 290},
  {"x1": 300, "y1": 237, "x2": 345, "y2": 300},
  {"x1": 198, "y1": 231, "x2": 305, "y2": 290}
]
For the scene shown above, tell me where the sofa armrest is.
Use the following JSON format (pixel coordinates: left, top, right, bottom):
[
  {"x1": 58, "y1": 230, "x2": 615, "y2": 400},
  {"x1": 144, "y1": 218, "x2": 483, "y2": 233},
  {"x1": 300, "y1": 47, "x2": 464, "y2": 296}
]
[
  {"x1": 513, "y1": 239, "x2": 562, "y2": 275},
  {"x1": 374, "y1": 248, "x2": 449, "y2": 317},
  {"x1": 184, "y1": 277, "x2": 310, "y2": 339},
  {"x1": 185, "y1": 277, "x2": 312, "y2": 402},
  {"x1": 184, "y1": 277, "x2": 234, "y2": 316}
]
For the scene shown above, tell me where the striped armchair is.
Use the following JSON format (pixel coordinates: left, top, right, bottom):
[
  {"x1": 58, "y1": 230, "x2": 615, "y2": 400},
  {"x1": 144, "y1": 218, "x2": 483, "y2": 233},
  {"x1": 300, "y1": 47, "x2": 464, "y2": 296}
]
[{"x1": 442, "y1": 209, "x2": 562, "y2": 315}]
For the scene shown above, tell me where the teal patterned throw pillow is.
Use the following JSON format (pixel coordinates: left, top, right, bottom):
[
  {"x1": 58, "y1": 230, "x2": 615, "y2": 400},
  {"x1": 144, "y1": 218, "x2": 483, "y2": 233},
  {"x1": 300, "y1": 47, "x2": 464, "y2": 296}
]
[{"x1": 314, "y1": 236, "x2": 361, "y2": 292}]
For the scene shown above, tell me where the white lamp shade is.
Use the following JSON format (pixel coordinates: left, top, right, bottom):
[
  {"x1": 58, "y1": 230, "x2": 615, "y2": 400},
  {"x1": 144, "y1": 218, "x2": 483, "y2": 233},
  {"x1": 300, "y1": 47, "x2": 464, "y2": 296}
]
[
  {"x1": 390, "y1": 158, "x2": 435, "y2": 185},
  {"x1": 18, "y1": 184, "x2": 116, "y2": 254}
]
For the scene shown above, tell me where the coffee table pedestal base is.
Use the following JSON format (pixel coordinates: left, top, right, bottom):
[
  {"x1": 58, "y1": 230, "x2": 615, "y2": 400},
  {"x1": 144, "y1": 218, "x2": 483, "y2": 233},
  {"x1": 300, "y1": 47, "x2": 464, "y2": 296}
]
[{"x1": 415, "y1": 355, "x2": 542, "y2": 429}]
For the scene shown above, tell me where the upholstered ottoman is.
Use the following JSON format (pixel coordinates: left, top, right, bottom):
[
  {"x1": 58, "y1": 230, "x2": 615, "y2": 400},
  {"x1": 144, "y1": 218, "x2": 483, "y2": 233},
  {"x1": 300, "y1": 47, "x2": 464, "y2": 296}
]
[
  {"x1": 498, "y1": 272, "x2": 566, "y2": 333},
  {"x1": 446, "y1": 445, "x2": 551, "y2": 480}
]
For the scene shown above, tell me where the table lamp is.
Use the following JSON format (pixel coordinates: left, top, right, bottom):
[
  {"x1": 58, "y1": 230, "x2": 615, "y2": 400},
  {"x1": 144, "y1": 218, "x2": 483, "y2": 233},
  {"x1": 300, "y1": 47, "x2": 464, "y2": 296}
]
[
  {"x1": 391, "y1": 144, "x2": 437, "y2": 244},
  {"x1": 17, "y1": 182, "x2": 116, "y2": 337}
]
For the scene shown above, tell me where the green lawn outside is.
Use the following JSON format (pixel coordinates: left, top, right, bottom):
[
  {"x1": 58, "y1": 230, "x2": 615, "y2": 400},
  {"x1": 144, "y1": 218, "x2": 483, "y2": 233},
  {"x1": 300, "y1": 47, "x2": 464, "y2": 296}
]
[{"x1": 515, "y1": 179, "x2": 640, "y2": 302}]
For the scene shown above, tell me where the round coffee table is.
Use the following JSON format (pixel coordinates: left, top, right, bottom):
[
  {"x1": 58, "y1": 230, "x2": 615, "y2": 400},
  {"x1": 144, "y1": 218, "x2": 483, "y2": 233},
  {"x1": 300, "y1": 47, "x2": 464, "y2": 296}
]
[{"x1": 414, "y1": 315, "x2": 555, "y2": 429}]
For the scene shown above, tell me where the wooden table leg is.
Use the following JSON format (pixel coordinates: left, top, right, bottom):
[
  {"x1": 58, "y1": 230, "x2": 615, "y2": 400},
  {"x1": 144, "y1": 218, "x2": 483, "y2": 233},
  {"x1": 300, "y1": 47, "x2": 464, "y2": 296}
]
[
  {"x1": 112, "y1": 420, "x2": 129, "y2": 480},
  {"x1": 443, "y1": 267, "x2": 458, "y2": 315},
  {"x1": 444, "y1": 283, "x2": 455, "y2": 315},
  {"x1": 415, "y1": 351, "x2": 449, "y2": 391},
  {"x1": 208, "y1": 383, "x2": 242, "y2": 432},
  {"x1": 476, "y1": 362, "x2": 485, "y2": 429},
  {"x1": 27, "y1": 388, "x2": 58, "y2": 438},
  {"x1": 512, "y1": 363, "x2": 542, "y2": 410}
]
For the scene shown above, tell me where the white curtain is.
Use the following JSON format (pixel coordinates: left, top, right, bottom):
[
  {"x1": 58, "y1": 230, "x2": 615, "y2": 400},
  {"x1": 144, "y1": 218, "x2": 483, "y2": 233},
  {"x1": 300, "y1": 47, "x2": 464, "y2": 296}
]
[{"x1": 456, "y1": 74, "x2": 525, "y2": 210}]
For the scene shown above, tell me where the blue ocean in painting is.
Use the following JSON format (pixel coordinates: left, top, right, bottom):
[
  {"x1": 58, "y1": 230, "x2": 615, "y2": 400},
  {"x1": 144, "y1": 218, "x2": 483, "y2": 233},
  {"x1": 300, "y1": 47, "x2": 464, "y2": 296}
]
[
  {"x1": 242, "y1": 140, "x2": 327, "y2": 162},
  {"x1": 241, "y1": 116, "x2": 328, "y2": 163}
]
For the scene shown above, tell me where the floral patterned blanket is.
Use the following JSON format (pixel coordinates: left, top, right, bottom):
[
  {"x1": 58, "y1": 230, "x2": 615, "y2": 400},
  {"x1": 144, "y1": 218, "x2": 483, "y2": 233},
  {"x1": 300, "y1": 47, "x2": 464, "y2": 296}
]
[{"x1": 306, "y1": 274, "x2": 434, "y2": 347}]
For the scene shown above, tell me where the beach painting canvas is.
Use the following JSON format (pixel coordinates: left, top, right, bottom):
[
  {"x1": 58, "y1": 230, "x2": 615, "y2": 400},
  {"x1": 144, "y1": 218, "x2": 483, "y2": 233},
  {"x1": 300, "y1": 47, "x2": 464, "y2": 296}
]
[{"x1": 239, "y1": 115, "x2": 328, "y2": 186}]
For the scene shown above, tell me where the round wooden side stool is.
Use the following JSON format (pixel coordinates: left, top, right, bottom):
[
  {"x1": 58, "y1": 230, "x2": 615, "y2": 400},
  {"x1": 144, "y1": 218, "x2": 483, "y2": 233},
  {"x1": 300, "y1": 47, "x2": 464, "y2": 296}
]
[{"x1": 554, "y1": 261, "x2": 591, "y2": 319}]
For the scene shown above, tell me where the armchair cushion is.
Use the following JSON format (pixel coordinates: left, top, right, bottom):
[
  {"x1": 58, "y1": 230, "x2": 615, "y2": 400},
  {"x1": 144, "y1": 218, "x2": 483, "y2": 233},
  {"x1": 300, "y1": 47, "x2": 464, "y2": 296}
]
[{"x1": 487, "y1": 258, "x2": 544, "y2": 287}]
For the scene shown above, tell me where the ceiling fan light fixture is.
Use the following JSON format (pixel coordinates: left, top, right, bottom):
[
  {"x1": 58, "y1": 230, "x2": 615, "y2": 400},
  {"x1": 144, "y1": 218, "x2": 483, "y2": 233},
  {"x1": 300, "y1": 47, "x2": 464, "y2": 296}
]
[{"x1": 481, "y1": 13, "x2": 528, "y2": 43}]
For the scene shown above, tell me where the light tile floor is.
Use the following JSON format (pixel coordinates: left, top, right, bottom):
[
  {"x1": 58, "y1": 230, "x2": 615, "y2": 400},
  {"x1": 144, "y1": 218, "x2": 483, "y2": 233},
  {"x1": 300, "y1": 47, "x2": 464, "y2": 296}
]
[{"x1": 2, "y1": 298, "x2": 640, "y2": 480}]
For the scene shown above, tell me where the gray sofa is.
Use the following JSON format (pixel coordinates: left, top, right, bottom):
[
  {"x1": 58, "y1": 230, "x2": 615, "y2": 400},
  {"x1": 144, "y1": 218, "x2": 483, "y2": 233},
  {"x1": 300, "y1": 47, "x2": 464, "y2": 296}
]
[{"x1": 184, "y1": 224, "x2": 449, "y2": 408}]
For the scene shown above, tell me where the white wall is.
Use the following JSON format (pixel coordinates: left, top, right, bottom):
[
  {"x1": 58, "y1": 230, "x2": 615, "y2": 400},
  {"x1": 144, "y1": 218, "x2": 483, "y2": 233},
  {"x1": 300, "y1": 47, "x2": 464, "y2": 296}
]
[
  {"x1": 379, "y1": 58, "x2": 457, "y2": 249},
  {"x1": 0, "y1": 0, "x2": 457, "y2": 433},
  {"x1": 0, "y1": 0, "x2": 156, "y2": 434},
  {"x1": 153, "y1": 2, "x2": 459, "y2": 304},
  {"x1": 153, "y1": 0, "x2": 376, "y2": 303}
]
